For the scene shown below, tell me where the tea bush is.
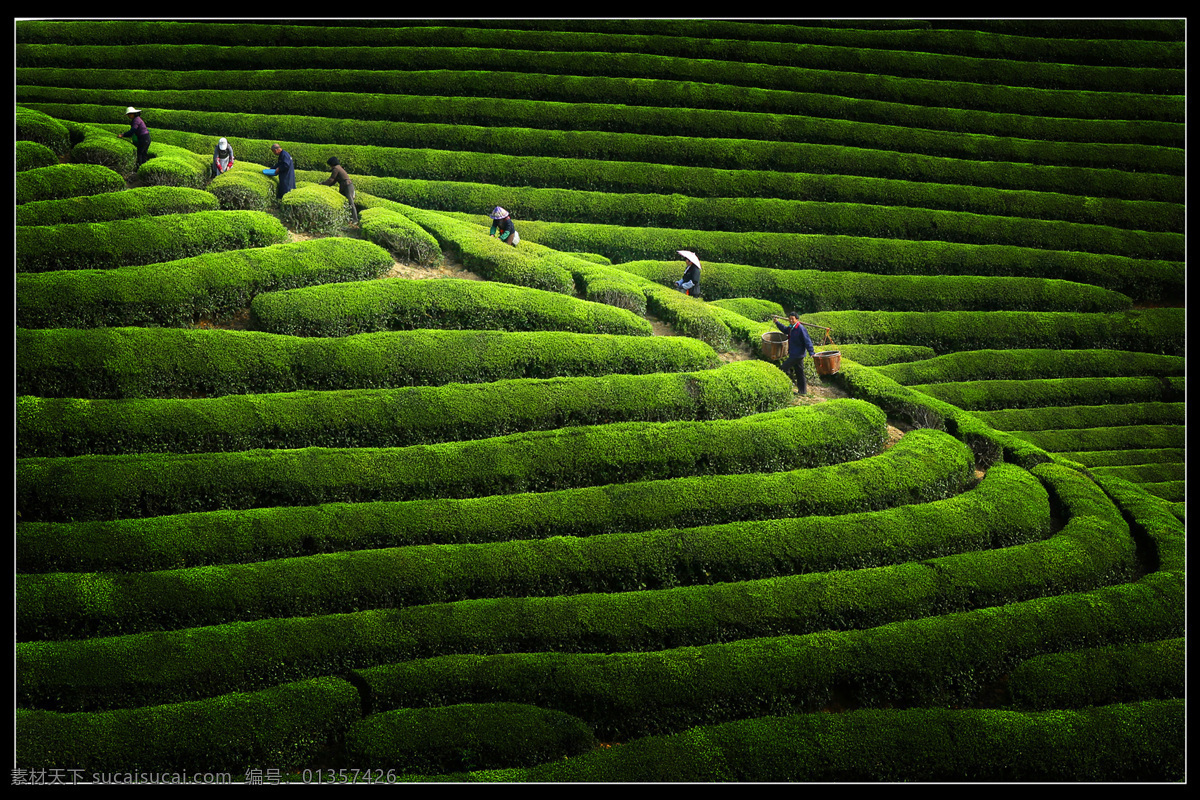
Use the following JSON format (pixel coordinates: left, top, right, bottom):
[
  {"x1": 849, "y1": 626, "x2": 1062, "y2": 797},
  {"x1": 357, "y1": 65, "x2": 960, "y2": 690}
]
[
  {"x1": 249, "y1": 275, "x2": 653, "y2": 338},
  {"x1": 16, "y1": 209, "x2": 289, "y2": 273},
  {"x1": 16, "y1": 185, "x2": 218, "y2": 227},
  {"x1": 16, "y1": 162, "x2": 124, "y2": 205}
]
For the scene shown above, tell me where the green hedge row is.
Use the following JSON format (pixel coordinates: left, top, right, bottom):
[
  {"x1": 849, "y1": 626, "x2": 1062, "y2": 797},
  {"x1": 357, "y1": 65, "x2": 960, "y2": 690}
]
[
  {"x1": 314, "y1": 173, "x2": 1182, "y2": 259},
  {"x1": 16, "y1": 326, "x2": 720, "y2": 400},
  {"x1": 1091, "y1": 462, "x2": 1184, "y2": 486},
  {"x1": 16, "y1": 162, "x2": 124, "y2": 205},
  {"x1": 972, "y1": 402, "x2": 1185, "y2": 432},
  {"x1": 1010, "y1": 425, "x2": 1184, "y2": 454},
  {"x1": 63, "y1": 119, "x2": 138, "y2": 175},
  {"x1": 14, "y1": 43, "x2": 1184, "y2": 124},
  {"x1": 16, "y1": 140, "x2": 58, "y2": 171},
  {"x1": 346, "y1": 703, "x2": 596, "y2": 774},
  {"x1": 501, "y1": 220, "x2": 1185, "y2": 302},
  {"x1": 16, "y1": 61, "x2": 1187, "y2": 150},
  {"x1": 466, "y1": 701, "x2": 1183, "y2": 782},
  {"x1": 912, "y1": 377, "x2": 1184, "y2": 412},
  {"x1": 16, "y1": 105, "x2": 71, "y2": 155},
  {"x1": 17, "y1": 237, "x2": 395, "y2": 330},
  {"x1": 16, "y1": 425, "x2": 973, "y2": 575},
  {"x1": 1094, "y1": 474, "x2": 1185, "y2": 573},
  {"x1": 16, "y1": 360, "x2": 792, "y2": 458},
  {"x1": 1007, "y1": 639, "x2": 1185, "y2": 711},
  {"x1": 15, "y1": 209, "x2": 290, "y2": 273},
  {"x1": 16, "y1": 185, "x2": 219, "y2": 227},
  {"x1": 798, "y1": 309, "x2": 1185, "y2": 356},
  {"x1": 21, "y1": 17, "x2": 1186, "y2": 59},
  {"x1": 1059, "y1": 448, "x2": 1184, "y2": 469},
  {"x1": 136, "y1": 140, "x2": 214, "y2": 188},
  {"x1": 17, "y1": 461, "x2": 1043, "y2": 641},
  {"x1": 279, "y1": 181, "x2": 353, "y2": 235},
  {"x1": 16, "y1": 676, "x2": 360, "y2": 774},
  {"x1": 616, "y1": 260, "x2": 1132, "y2": 315},
  {"x1": 16, "y1": 19, "x2": 1187, "y2": 74},
  {"x1": 17, "y1": 401, "x2": 888, "y2": 524},
  {"x1": 249, "y1": 275, "x2": 654, "y2": 338},
  {"x1": 24, "y1": 106, "x2": 1186, "y2": 211},
  {"x1": 17, "y1": 85, "x2": 1185, "y2": 180},
  {"x1": 358, "y1": 206, "x2": 441, "y2": 264},
  {"x1": 206, "y1": 160, "x2": 276, "y2": 211},
  {"x1": 15, "y1": 429, "x2": 979, "y2": 710},
  {"x1": 267, "y1": 126, "x2": 1170, "y2": 233},
  {"x1": 357, "y1": 569, "x2": 1182, "y2": 743},
  {"x1": 875, "y1": 348, "x2": 1184, "y2": 385},
  {"x1": 832, "y1": 359, "x2": 1054, "y2": 470},
  {"x1": 1139, "y1": 481, "x2": 1184, "y2": 503}
]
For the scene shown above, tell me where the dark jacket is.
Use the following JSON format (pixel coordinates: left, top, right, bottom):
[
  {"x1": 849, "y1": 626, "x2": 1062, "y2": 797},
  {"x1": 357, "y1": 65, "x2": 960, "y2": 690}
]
[
  {"x1": 490, "y1": 215, "x2": 515, "y2": 240},
  {"x1": 126, "y1": 115, "x2": 149, "y2": 141},
  {"x1": 681, "y1": 261, "x2": 700, "y2": 287},
  {"x1": 775, "y1": 319, "x2": 815, "y2": 358},
  {"x1": 272, "y1": 149, "x2": 295, "y2": 197},
  {"x1": 322, "y1": 164, "x2": 354, "y2": 196}
]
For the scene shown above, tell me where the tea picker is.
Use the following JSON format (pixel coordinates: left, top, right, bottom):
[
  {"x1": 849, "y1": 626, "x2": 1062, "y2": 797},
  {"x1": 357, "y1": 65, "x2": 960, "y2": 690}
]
[
  {"x1": 674, "y1": 250, "x2": 702, "y2": 297},
  {"x1": 211, "y1": 137, "x2": 234, "y2": 178},
  {"x1": 262, "y1": 143, "x2": 295, "y2": 200},
  {"x1": 488, "y1": 206, "x2": 519, "y2": 246},
  {"x1": 770, "y1": 312, "x2": 818, "y2": 395},
  {"x1": 116, "y1": 106, "x2": 152, "y2": 168}
]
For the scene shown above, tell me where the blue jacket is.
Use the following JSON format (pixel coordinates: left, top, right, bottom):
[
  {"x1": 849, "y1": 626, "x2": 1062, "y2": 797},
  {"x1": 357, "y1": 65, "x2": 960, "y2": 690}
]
[
  {"x1": 775, "y1": 319, "x2": 815, "y2": 358},
  {"x1": 272, "y1": 149, "x2": 295, "y2": 196}
]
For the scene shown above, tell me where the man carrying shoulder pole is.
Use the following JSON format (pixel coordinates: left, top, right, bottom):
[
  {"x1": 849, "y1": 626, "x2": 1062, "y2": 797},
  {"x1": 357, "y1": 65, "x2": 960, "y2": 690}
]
[{"x1": 772, "y1": 312, "x2": 816, "y2": 395}]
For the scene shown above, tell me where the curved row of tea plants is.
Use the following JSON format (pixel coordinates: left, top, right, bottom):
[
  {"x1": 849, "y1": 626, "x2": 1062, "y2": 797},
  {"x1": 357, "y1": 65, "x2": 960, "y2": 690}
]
[
  {"x1": 15, "y1": 360, "x2": 793, "y2": 458},
  {"x1": 16, "y1": 237, "x2": 396, "y2": 329},
  {"x1": 16, "y1": 326, "x2": 721, "y2": 400},
  {"x1": 16, "y1": 401, "x2": 890, "y2": 523}
]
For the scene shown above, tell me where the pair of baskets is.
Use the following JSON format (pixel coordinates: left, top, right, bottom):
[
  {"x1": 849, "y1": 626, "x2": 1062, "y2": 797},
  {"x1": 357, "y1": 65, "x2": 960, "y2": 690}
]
[{"x1": 761, "y1": 326, "x2": 840, "y2": 375}]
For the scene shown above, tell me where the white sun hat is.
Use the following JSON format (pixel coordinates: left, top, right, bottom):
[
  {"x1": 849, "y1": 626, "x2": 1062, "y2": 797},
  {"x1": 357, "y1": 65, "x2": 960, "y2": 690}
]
[{"x1": 124, "y1": 106, "x2": 141, "y2": 115}]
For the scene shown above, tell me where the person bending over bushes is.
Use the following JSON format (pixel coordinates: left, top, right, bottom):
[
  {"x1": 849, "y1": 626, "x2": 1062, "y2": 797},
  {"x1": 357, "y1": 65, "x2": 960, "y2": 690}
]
[
  {"x1": 489, "y1": 206, "x2": 519, "y2": 246},
  {"x1": 322, "y1": 157, "x2": 359, "y2": 225},
  {"x1": 115, "y1": 106, "x2": 151, "y2": 168},
  {"x1": 211, "y1": 137, "x2": 234, "y2": 179}
]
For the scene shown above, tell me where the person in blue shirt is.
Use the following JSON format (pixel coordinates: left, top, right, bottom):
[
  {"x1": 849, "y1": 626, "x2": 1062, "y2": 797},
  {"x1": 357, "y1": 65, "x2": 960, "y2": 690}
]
[
  {"x1": 262, "y1": 144, "x2": 295, "y2": 199},
  {"x1": 773, "y1": 312, "x2": 816, "y2": 394}
]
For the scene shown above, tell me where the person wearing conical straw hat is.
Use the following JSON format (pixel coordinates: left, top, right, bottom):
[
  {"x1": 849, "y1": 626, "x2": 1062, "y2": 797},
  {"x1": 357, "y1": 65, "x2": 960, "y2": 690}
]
[
  {"x1": 116, "y1": 106, "x2": 151, "y2": 168},
  {"x1": 674, "y1": 250, "x2": 702, "y2": 297},
  {"x1": 488, "y1": 206, "x2": 519, "y2": 246}
]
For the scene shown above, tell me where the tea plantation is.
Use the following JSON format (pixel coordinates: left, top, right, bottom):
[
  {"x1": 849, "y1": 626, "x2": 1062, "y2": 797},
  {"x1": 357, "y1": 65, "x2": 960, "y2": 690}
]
[{"x1": 15, "y1": 19, "x2": 1184, "y2": 783}]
